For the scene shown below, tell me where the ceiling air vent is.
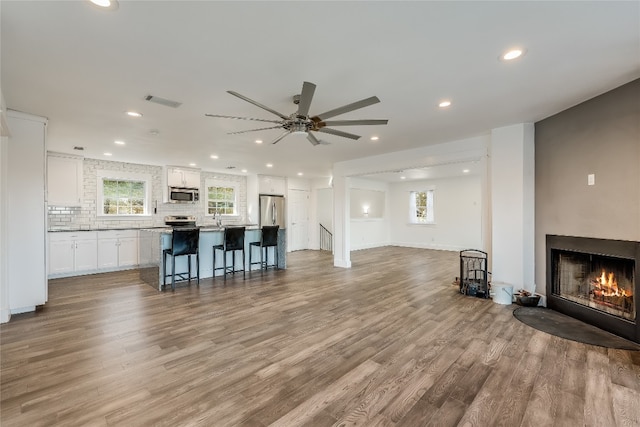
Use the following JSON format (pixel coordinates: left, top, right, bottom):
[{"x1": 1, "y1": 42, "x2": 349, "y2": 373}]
[{"x1": 144, "y1": 95, "x2": 182, "y2": 108}]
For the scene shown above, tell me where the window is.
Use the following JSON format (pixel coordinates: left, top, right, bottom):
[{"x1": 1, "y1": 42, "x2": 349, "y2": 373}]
[
  {"x1": 410, "y1": 189, "x2": 435, "y2": 224},
  {"x1": 97, "y1": 170, "x2": 151, "y2": 217},
  {"x1": 206, "y1": 181, "x2": 238, "y2": 216}
]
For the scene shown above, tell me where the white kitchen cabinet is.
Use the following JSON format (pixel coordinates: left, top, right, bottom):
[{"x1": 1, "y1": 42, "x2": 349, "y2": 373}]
[
  {"x1": 48, "y1": 232, "x2": 98, "y2": 276},
  {"x1": 258, "y1": 175, "x2": 286, "y2": 195},
  {"x1": 75, "y1": 238, "x2": 98, "y2": 270},
  {"x1": 97, "y1": 230, "x2": 138, "y2": 270},
  {"x1": 47, "y1": 153, "x2": 83, "y2": 206},
  {"x1": 167, "y1": 166, "x2": 200, "y2": 188},
  {"x1": 49, "y1": 238, "x2": 75, "y2": 275}
]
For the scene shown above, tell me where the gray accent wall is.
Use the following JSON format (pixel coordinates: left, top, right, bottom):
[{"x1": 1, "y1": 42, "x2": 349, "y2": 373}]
[{"x1": 534, "y1": 79, "x2": 640, "y2": 294}]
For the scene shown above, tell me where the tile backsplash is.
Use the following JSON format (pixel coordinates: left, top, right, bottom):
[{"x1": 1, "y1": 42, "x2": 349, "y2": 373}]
[{"x1": 48, "y1": 158, "x2": 247, "y2": 230}]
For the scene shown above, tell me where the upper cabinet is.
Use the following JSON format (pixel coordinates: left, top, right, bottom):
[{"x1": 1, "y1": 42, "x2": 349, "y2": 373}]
[
  {"x1": 258, "y1": 175, "x2": 286, "y2": 195},
  {"x1": 47, "y1": 152, "x2": 83, "y2": 206},
  {"x1": 166, "y1": 166, "x2": 200, "y2": 188}
]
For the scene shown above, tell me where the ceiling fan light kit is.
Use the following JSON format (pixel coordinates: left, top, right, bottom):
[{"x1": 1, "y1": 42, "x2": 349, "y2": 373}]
[{"x1": 206, "y1": 81, "x2": 388, "y2": 146}]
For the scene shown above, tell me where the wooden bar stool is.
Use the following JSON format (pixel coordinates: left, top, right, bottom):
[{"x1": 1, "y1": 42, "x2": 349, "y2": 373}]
[
  {"x1": 162, "y1": 227, "x2": 200, "y2": 291},
  {"x1": 213, "y1": 227, "x2": 246, "y2": 280},
  {"x1": 249, "y1": 225, "x2": 279, "y2": 274}
]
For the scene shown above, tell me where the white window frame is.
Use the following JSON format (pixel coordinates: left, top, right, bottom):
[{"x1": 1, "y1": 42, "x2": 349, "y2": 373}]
[
  {"x1": 205, "y1": 179, "x2": 240, "y2": 218},
  {"x1": 409, "y1": 188, "x2": 435, "y2": 224},
  {"x1": 96, "y1": 170, "x2": 152, "y2": 218}
]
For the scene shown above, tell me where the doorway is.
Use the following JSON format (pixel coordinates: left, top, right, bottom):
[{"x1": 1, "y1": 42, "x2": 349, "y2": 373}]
[{"x1": 288, "y1": 189, "x2": 310, "y2": 251}]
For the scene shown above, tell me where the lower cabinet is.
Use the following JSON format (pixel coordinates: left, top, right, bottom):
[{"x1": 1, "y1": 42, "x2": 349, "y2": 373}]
[
  {"x1": 48, "y1": 232, "x2": 98, "y2": 276},
  {"x1": 97, "y1": 230, "x2": 139, "y2": 269},
  {"x1": 48, "y1": 230, "x2": 140, "y2": 277}
]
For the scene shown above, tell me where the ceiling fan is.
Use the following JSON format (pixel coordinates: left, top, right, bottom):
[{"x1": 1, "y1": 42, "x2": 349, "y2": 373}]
[{"x1": 206, "y1": 81, "x2": 388, "y2": 146}]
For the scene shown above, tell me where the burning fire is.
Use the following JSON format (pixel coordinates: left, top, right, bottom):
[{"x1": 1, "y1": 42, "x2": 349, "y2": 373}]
[{"x1": 591, "y1": 269, "x2": 632, "y2": 297}]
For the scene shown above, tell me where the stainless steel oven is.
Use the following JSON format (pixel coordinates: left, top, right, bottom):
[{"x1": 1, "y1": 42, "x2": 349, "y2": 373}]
[{"x1": 164, "y1": 215, "x2": 197, "y2": 227}]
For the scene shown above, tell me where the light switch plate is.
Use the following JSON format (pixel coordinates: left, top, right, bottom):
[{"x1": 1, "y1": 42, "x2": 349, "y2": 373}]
[{"x1": 588, "y1": 174, "x2": 595, "y2": 186}]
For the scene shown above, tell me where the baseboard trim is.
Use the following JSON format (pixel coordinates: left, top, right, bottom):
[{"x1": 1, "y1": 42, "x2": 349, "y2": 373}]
[
  {"x1": 389, "y1": 241, "x2": 467, "y2": 252},
  {"x1": 0, "y1": 308, "x2": 10, "y2": 323},
  {"x1": 334, "y1": 258, "x2": 352, "y2": 268},
  {"x1": 10, "y1": 305, "x2": 35, "y2": 315}
]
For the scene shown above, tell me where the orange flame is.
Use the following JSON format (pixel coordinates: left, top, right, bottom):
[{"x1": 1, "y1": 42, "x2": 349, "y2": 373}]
[{"x1": 592, "y1": 269, "x2": 631, "y2": 297}]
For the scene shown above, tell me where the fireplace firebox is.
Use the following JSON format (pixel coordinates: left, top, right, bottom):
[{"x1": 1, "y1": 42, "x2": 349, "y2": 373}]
[{"x1": 546, "y1": 235, "x2": 640, "y2": 344}]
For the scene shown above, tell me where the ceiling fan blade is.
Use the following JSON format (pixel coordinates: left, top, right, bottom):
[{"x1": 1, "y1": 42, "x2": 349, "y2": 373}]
[
  {"x1": 320, "y1": 119, "x2": 388, "y2": 127},
  {"x1": 296, "y1": 81, "x2": 316, "y2": 117},
  {"x1": 271, "y1": 131, "x2": 291, "y2": 145},
  {"x1": 306, "y1": 132, "x2": 321, "y2": 146},
  {"x1": 205, "y1": 114, "x2": 282, "y2": 124},
  {"x1": 227, "y1": 126, "x2": 283, "y2": 135},
  {"x1": 227, "y1": 90, "x2": 289, "y2": 120},
  {"x1": 312, "y1": 96, "x2": 381, "y2": 121},
  {"x1": 317, "y1": 128, "x2": 361, "y2": 140}
]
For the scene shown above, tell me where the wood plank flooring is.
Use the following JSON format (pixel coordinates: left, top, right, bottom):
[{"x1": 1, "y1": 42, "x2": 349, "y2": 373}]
[{"x1": 2, "y1": 247, "x2": 640, "y2": 426}]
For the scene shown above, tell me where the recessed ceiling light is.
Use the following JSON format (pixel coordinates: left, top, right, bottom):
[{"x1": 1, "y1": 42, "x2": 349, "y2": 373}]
[
  {"x1": 189, "y1": 163, "x2": 196, "y2": 167},
  {"x1": 89, "y1": 0, "x2": 119, "y2": 10},
  {"x1": 266, "y1": 163, "x2": 273, "y2": 168},
  {"x1": 297, "y1": 172, "x2": 303, "y2": 176},
  {"x1": 114, "y1": 140, "x2": 125, "y2": 145},
  {"x1": 400, "y1": 176, "x2": 406, "y2": 180},
  {"x1": 103, "y1": 152, "x2": 112, "y2": 156},
  {"x1": 126, "y1": 111, "x2": 142, "y2": 118},
  {"x1": 463, "y1": 169, "x2": 470, "y2": 173},
  {"x1": 501, "y1": 48, "x2": 526, "y2": 61},
  {"x1": 210, "y1": 155, "x2": 219, "y2": 159},
  {"x1": 241, "y1": 169, "x2": 248, "y2": 173},
  {"x1": 255, "y1": 139, "x2": 263, "y2": 144},
  {"x1": 370, "y1": 136, "x2": 379, "y2": 141},
  {"x1": 439, "y1": 100, "x2": 452, "y2": 108}
]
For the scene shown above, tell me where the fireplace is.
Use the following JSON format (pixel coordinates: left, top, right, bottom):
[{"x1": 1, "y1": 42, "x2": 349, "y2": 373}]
[{"x1": 546, "y1": 235, "x2": 640, "y2": 343}]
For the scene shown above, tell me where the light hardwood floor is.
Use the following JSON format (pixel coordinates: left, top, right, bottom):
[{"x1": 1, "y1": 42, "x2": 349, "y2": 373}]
[{"x1": 2, "y1": 247, "x2": 639, "y2": 426}]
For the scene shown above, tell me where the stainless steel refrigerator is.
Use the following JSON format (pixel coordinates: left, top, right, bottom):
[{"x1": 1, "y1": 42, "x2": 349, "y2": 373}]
[{"x1": 259, "y1": 195, "x2": 286, "y2": 228}]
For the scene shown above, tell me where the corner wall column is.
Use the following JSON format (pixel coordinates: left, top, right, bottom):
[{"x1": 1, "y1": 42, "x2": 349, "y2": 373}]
[
  {"x1": 332, "y1": 175, "x2": 351, "y2": 268},
  {"x1": 490, "y1": 123, "x2": 535, "y2": 292}
]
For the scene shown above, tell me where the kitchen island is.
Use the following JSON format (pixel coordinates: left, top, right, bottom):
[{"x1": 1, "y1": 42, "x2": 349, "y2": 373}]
[{"x1": 138, "y1": 227, "x2": 286, "y2": 290}]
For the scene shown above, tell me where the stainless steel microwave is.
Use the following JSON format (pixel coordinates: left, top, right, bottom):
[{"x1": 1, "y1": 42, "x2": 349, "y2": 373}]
[{"x1": 168, "y1": 187, "x2": 199, "y2": 203}]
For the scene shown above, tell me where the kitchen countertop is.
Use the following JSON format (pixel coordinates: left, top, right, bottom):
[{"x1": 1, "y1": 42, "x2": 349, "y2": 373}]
[
  {"x1": 49, "y1": 224, "x2": 261, "y2": 232},
  {"x1": 143, "y1": 225, "x2": 262, "y2": 233},
  {"x1": 48, "y1": 226, "x2": 168, "y2": 232}
]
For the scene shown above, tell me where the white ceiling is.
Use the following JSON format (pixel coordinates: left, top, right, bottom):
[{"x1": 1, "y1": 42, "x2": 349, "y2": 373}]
[{"x1": 2, "y1": 1, "x2": 639, "y2": 181}]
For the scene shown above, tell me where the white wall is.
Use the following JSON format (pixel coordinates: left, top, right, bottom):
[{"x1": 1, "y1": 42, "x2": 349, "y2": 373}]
[
  {"x1": 0, "y1": 133, "x2": 9, "y2": 323},
  {"x1": 491, "y1": 123, "x2": 535, "y2": 292},
  {"x1": 390, "y1": 175, "x2": 482, "y2": 251},
  {"x1": 287, "y1": 177, "x2": 310, "y2": 191},
  {"x1": 316, "y1": 188, "x2": 333, "y2": 232},
  {"x1": 332, "y1": 135, "x2": 489, "y2": 267},
  {"x1": 0, "y1": 91, "x2": 9, "y2": 322},
  {"x1": 310, "y1": 178, "x2": 332, "y2": 250},
  {"x1": 349, "y1": 178, "x2": 390, "y2": 251},
  {"x1": 246, "y1": 174, "x2": 259, "y2": 224}
]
